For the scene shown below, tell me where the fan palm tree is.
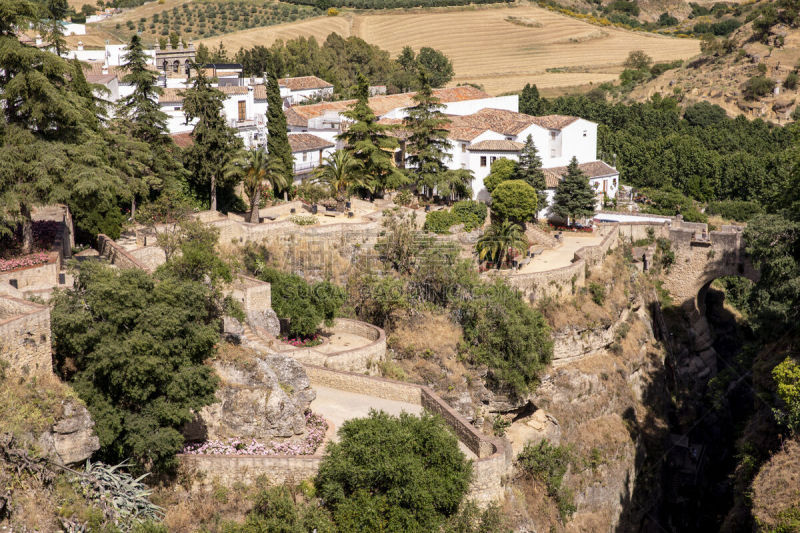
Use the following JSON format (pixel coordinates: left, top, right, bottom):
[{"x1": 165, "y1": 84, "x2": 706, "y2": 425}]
[
  {"x1": 476, "y1": 220, "x2": 528, "y2": 269},
  {"x1": 227, "y1": 148, "x2": 288, "y2": 223},
  {"x1": 312, "y1": 150, "x2": 366, "y2": 212}
]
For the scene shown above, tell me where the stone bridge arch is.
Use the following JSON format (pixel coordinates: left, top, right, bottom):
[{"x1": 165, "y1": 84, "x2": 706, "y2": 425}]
[{"x1": 660, "y1": 223, "x2": 759, "y2": 319}]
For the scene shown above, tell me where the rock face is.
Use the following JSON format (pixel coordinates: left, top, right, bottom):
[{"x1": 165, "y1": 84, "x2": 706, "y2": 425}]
[
  {"x1": 37, "y1": 398, "x2": 100, "y2": 465},
  {"x1": 247, "y1": 308, "x2": 280, "y2": 337},
  {"x1": 193, "y1": 354, "x2": 316, "y2": 441}
]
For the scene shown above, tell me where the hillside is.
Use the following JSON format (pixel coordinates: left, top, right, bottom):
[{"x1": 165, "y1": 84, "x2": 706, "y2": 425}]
[
  {"x1": 193, "y1": 4, "x2": 699, "y2": 94},
  {"x1": 619, "y1": 0, "x2": 800, "y2": 122}
]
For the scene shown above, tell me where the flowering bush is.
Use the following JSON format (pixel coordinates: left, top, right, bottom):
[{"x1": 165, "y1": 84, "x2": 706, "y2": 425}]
[
  {"x1": 183, "y1": 411, "x2": 328, "y2": 456},
  {"x1": 548, "y1": 223, "x2": 594, "y2": 233},
  {"x1": 0, "y1": 252, "x2": 51, "y2": 272},
  {"x1": 282, "y1": 334, "x2": 323, "y2": 347}
]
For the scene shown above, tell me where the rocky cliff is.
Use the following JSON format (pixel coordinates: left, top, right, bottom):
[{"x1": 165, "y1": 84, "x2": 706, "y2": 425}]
[{"x1": 187, "y1": 347, "x2": 316, "y2": 441}]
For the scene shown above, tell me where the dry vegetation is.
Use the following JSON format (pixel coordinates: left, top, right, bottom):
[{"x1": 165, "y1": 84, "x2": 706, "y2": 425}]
[
  {"x1": 195, "y1": 4, "x2": 699, "y2": 94},
  {"x1": 751, "y1": 439, "x2": 800, "y2": 530}
]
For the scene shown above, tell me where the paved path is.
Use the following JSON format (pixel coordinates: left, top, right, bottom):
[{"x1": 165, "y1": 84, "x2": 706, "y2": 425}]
[
  {"x1": 311, "y1": 386, "x2": 477, "y2": 459},
  {"x1": 518, "y1": 232, "x2": 605, "y2": 273}
]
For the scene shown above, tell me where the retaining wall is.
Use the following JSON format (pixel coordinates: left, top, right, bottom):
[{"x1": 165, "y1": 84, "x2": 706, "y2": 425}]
[
  {"x1": 287, "y1": 319, "x2": 386, "y2": 374},
  {"x1": 0, "y1": 296, "x2": 51, "y2": 376},
  {"x1": 0, "y1": 253, "x2": 59, "y2": 291},
  {"x1": 97, "y1": 234, "x2": 149, "y2": 271},
  {"x1": 504, "y1": 226, "x2": 620, "y2": 301},
  {"x1": 127, "y1": 246, "x2": 166, "y2": 270}
]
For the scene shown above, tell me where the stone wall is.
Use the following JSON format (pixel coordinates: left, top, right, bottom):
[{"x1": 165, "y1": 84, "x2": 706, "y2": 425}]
[
  {"x1": 503, "y1": 226, "x2": 620, "y2": 301},
  {"x1": 97, "y1": 234, "x2": 149, "y2": 271},
  {"x1": 0, "y1": 253, "x2": 59, "y2": 291},
  {"x1": 229, "y1": 275, "x2": 272, "y2": 313},
  {"x1": 128, "y1": 246, "x2": 166, "y2": 270},
  {"x1": 287, "y1": 319, "x2": 386, "y2": 374},
  {"x1": 180, "y1": 454, "x2": 323, "y2": 489},
  {"x1": 0, "y1": 296, "x2": 51, "y2": 376}
]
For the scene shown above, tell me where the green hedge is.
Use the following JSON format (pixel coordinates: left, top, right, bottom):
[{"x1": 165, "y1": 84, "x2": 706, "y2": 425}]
[{"x1": 423, "y1": 200, "x2": 487, "y2": 234}]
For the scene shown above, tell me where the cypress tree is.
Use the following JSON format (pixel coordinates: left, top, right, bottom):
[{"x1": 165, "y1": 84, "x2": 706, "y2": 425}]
[
  {"x1": 182, "y1": 67, "x2": 243, "y2": 211},
  {"x1": 265, "y1": 68, "x2": 294, "y2": 194},
  {"x1": 520, "y1": 83, "x2": 546, "y2": 116},
  {"x1": 339, "y1": 73, "x2": 406, "y2": 197},
  {"x1": 552, "y1": 156, "x2": 597, "y2": 224},
  {"x1": 515, "y1": 134, "x2": 547, "y2": 210},
  {"x1": 404, "y1": 70, "x2": 451, "y2": 199}
]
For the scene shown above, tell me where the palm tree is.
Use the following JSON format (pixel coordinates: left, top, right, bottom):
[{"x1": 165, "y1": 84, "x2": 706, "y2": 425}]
[
  {"x1": 312, "y1": 150, "x2": 365, "y2": 212},
  {"x1": 476, "y1": 220, "x2": 528, "y2": 269},
  {"x1": 227, "y1": 148, "x2": 288, "y2": 223}
]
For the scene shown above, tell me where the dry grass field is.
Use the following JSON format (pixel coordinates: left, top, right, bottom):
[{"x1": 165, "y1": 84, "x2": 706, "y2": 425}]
[{"x1": 196, "y1": 4, "x2": 700, "y2": 94}]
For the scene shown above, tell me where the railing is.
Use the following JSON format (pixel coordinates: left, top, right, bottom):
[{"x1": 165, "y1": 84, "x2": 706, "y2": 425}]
[{"x1": 293, "y1": 161, "x2": 319, "y2": 174}]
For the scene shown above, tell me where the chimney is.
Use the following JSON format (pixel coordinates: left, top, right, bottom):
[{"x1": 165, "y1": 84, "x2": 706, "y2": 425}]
[
  {"x1": 102, "y1": 63, "x2": 108, "y2": 75},
  {"x1": 77, "y1": 41, "x2": 84, "y2": 51}
]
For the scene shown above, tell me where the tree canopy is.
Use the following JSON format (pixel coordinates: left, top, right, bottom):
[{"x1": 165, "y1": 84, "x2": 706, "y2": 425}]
[
  {"x1": 552, "y1": 157, "x2": 596, "y2": 222},
  {"x1": 491, "y1": 179, "x2": 539, "y2": 224},
  {"x1": 316, "y1": 410, "x2": 472, "y2": 532}
]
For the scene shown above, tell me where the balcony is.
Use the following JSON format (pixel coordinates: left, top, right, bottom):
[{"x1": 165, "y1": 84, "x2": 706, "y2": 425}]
[{"x1": 293, "y1": 161, "x2": 320, "y2": 175}]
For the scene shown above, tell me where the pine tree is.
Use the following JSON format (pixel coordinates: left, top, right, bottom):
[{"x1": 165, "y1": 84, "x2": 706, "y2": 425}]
[
  {"x1": 265, "y1": 68, "x2": 294, "y2": 195},
  {"x1": 552, "y1": 156, "x2": 596, "y2": 224},
  {"x1": 182, "y1": 67, "x2": 243, "y2": 211},
  {"x1": 117, "y1": 34, "x2": 179, "y2": 219},
  {"x1": 515, "y1": 134, "x2": 547, "y2": 210},
  {"x1": 0, "y1": 1, "x2": 131, "y2": 247},
  {"x1": 339, "y1": 73, "x2": 405, "y2": 198},
  {"x1": 520, "y1": 83, "x2": 546, "y2": 116},
  {"x1": 404, "y1": 70, "x2": 451, "y2": 199}
]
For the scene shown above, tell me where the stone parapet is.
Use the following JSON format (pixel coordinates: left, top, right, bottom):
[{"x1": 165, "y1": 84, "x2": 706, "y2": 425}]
[
  {"x1": 97, "y1": 234, "x2": 150, "y2": 271},
  {"x1": 0, "y1": 295, "x2": 51, "y2": 376}
]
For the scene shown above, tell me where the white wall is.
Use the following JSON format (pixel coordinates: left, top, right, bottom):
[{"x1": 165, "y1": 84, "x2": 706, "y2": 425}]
[
  {"x1": 441, "y1": 94, "x2": 519, "y2": 116},
  {"x1": 288, "y1": 87, "x2": 334, "y2": 105},
  {"x1": 547, "y1": 119, "x2": 597, "y2": 167},
  {"x1": 63, "y1": 23, "x2": 86, "y2": 36},
  {"x1": 292, "y1": 145, "x2": 335, "y2": 178},
  {"x1": 468, "y1": 150, "x2": 520, "y2": 202}
]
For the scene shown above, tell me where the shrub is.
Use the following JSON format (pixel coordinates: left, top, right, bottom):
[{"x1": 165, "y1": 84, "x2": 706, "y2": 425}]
[
  {"x1": 744, "y1": 75, "x2": 776, "y2": 100},
  {"x1": 316, "y1": 410, "x2": 472, "y2": 532},
  {"x1": 457, "y1": 281, "x2": 553, "y2": 396},
  {"x1": 784, "y1": 71, "x2": 798, "y2": 90},
  {"x1": 490, "y1": 179, "x2": 538, "y2": 224},
  {"x1": 517, "y1": 440, "x2": 576, "y2": 522},
  {"x1": 423, "y1": 200, "x2": 487, "y2": 233},
  {"x1": 588, "y1": 282, "x2": 606, "y2": 305},
  {"x1": 706, "y1": 199, "x2": 763, "y2": 221},
  {"x1": 423, "y1": 209, "x2": 460, "y2": 234},
  {"x1": 772, "y1": 357, "x2": 800, "y2": 435},
  {"x1": 483, "y1": 158, "x2": 518, "y2": 193}
]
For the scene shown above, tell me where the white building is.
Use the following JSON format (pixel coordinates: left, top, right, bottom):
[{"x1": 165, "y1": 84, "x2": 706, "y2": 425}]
[
  {"x1": 427, "y1": 107, "x2": 616, "y2": 217},
  {"x1": 279, "y1": 76, "x2": 334, "y2": 105},
  {"x1": 288, "y1": 133, "x2": 335, "y2": 181}
]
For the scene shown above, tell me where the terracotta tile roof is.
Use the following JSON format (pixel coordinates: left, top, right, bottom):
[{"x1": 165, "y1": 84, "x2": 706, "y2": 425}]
[
  {"x1": 449, "y1": 109, "x2": 581, "y2": 136},
  {"x1": 82, "y1": 61, "x2": 123, "y2": 77},
  {"x1": 531, "y1": 114, "x2": 580, "y2": 129},
  {"x1": 253, "y1": 84, "x2": 267, "y2": 100},
  {"x1": 170, "y1": 132, "x2": 193, "y2": 148},
  {"x1": 285, "y1": 106, "x2": 308, "y2": 127},
  {"x1": 86, "y1": 74, "x2": 117, "y2": 85},
  {"x1": 466, "y1": 139, "x2": 524, "y2": 152},
  {"x1": 542, "y1": 160, "x2": 618, "y2": 188},
  {"x1": 377, "y1": 118, "x2": 412, "y2": 140},
  {"x1": 286, "y1": 86, "x2": 491, "y2": 127},
  {"x1": 445, "y1": 125, "x2": 488, "y2": 141},
  {"x1": 217, "y1": 85, "x2": 248, "y2": 96},
  {"x1": 288, "y1": 133, "x2": 334, "y2": 152},
  {"x1": 158, "y1": 88, "x2": 184, "y2": 104},
  {"x1": 280, "y1": 75, "x2": 333, "y2": 91}
]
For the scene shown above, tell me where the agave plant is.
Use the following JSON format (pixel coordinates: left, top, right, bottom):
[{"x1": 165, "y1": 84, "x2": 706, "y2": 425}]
[{"x1": 77, "y1": 460, "x2": 164, "y2": 530}]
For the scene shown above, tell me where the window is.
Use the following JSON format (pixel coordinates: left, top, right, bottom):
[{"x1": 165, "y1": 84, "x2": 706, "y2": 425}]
[
  {"x1": 302, "y1": 152, "x2": 308, "y2": 162},
  {"x1": 550, "y1": 131, "x2": 557, "y2": 139},
  {"x1": 172, "y1": 60, "x2": 179, "y2": 73},
  {"x1": 582, "y1": 130, "x2": 587, "y2": 137},
  {"x1": 613, "y1": 178, "x2": 617, "y2": 187},
  {"x1": 480, "y1": 156, "x2": 487, "y2": 167},
  {"x1": 461, "y1": 143, "x2": 466, "y2": 153},
  {"x1": 550, "y1": 149, "x2": 556, "y2": 157},
  {"x1": 491, "y1": 156, "x2": 497, "y2": 164},
  {"x1": 173, "y1": 106, "x2": 181, "y2": 111},
  {"x1": 238, "y1": 100, "x2": 246, "y2": 121}
]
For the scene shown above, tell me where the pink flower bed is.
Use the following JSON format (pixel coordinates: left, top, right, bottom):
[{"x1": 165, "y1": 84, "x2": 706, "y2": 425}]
[
  {"x1": 282, "y1": 334, "x2": 322, "y2": 348},
  {"x1": 0, "y1": 252, "x2": 51, "y2": 272},
  {"x1": 182, "y1": 411, "x2": 328, "y2": 456},
  {"x1": 548, "y1": 223, "x2": 594, "y2": 233}
]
